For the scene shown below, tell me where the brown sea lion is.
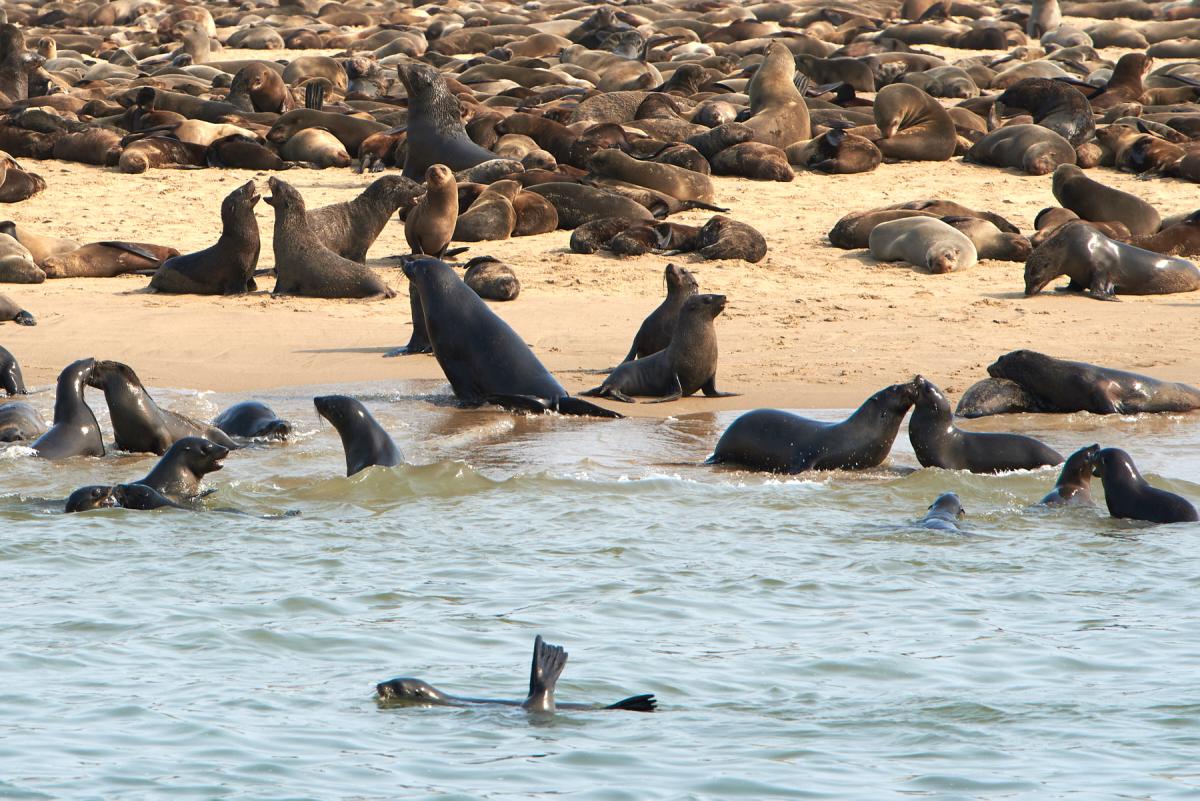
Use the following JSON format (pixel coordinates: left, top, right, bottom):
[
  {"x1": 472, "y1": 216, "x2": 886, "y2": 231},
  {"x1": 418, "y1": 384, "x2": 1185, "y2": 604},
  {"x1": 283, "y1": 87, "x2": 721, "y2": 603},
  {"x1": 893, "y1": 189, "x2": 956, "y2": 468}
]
[
  {"x1": 786, "y1": 129, "x2": 882, "y2": 174},
  {"x1": 280, "y1": 128, "x2": 351, "y2": 168},
  {"x1": 512, "y1": 191, "x2": 559, "y2": 236},
  {"x1": 828, "y1": 209, "x2": 941, "y2": 249},
  {"x1": 307, "y1": 175, "x2": 421, "y2": 264},
  {"x1": 527, "y1": 183, "x2": 655, "y2": 229},
  {"x1": 711, "y1": 142, "x2": 794, "y2": 181},
  {"x1": 1051, "y1": 164, "x2": 1160, "y2": 236},
  {"x1": 463, "y1": 256, "x2": 520, "y2": 301},
  {"x1": 587, "y1": 149, "x2": 715, "y2": 203},
  {"x1": 43, "y1": 242, "x2": 178, "y2": 278},
  {"x1": 227, "y1": 62, "x2": 293, "y2": 114},
  {"x1": 1130, "y1": 211, "x2": 1200, "y2": 257},
  {"x1": 941, "y1": 216, "x2": 1032, "y2": 261},
  {"x1": 994, "y1": 78, "x2": 1095, "y2": 146},
  {"x1": 870, "y1": 84, "x2": 957, "y2": 161},
  {"x1": 118, "y1": 137, "x2": 207, "y2": 173},
  {"x1": 0, "y1": 222, "x2": 76, "y2": 266},
  {"x1": 743, "y1": 41, "x2": 811, "y2": 149},
  {"x1": 454, "y1": 181, "x2": 519, "y2": 242},
  {"x1": 964, "y1": 124, "x2": 1076, "y2": 175},
  {"x1": 0, "y1": 233, "x2": 42, "y2": 283},
  {"x1": 266, "y1": 110, "x2": 386, "y2": 158},
  {"x1": 622, "y1": 262, "x2": 698, "y2": 361},
  {"x1": 869, "y1": 217, "x2": 978, "y2": 274},
  {"x1": 207, "y1": 135, "x2": 288, "y2": 171}
]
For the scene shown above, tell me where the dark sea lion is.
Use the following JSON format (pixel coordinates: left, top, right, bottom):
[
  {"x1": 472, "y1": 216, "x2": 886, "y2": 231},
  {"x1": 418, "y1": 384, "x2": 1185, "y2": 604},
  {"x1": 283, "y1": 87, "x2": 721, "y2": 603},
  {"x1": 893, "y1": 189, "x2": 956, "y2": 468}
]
[
  {"x1": 686, "y1": 122, "x2": 755, "y2": 160},
  {"x1": 527, "y1": 183, "x2": 655, "y2": 229},
  {"x1": 954, "y1": 377, "x2": 1042, "y2": 418},
  {"x1": 134, "y1": 436, "x2": 228, "y2": 501},
  {"x1": 150, "y1": 180, "x2": 260, "y2": 295},
  {"x1": 919, "y1": 493, "x2": 966, "y2": 532},
  {"x1": 207, "y1": 135, "x2": 288, "y2": 171},
  {"x1": 214, "y1": 401, "x2": 291, "y2": 441},
  {"x1": 43, "y1": 242, "x2": 179, "y2": 279},
  {"x1": 403, "y1": 257, "x2": 620, "y2": 418},
  {"x1": 692, "y1": 216, "x2": 768, "y2": 263},
  {"x1": 569, "y1": 217, "x2": 639, "y2": 254},
  {"x1": 397, "y1": 63, "x2": 495, "y2": 180},
  {"x1": 1091, "y1": 448, "x2": 1199, "y2": 524},
  {"x1": 582, "y1": 294, "x2": 734, "y2": 403},
  {"x1": 0, "y1": 223, "x2": 75, "y2": 269},
  {"x1": 118, "y1": 136, "x2": 207, "y2": 173},
  {"x1": 313, "y1": 395, "x2": 403, "y2": 477},
  {"x1": 710, "y1": 142, "x2": 794, "y2": 181},
  {"x1": 464, "y1": 256, "x2": 520, "y2": 301},
  {"x1": 0, "y1": 401, "x2": 44, "y2": 441},
  {"x1": 266, "y1": 178, "x2": 394, "y2": 299},
  {"x1": 0, "y1": 292, "x2": 32, "y2": 325},
  {"x1": 869, "y1": 217, "x2": 978, "y2": 273},
  {"x1": 0, "y1": 343, "x2": 23, "y2": 394},
  {"x1": 64, "y1": 485, "x2": 116, "y2": 513},
  {"x1": 308, "y1": 175, "x2": 421, "y2": 263},
  {"x1": 908, "y1": 376, "x2": 1063, "y2": 473},
  {"x1": 1040, "y1": 443, "x2": 1099, "y2": 507},
  {"x1": 708, "y1": 381, "x2": 919, "y2": 473},
  {"x1": 376, "y1": 635, "x2": 656, "y2": 713},
  {"x1": 994, "y1": 79, "x2": 1094, "y2": 146},
  {"x1": 964, "y1": 124, "x2": 1076, "y2": 175},
  {"x1": 744, "y1": 41, "x2": 811, "y2": 149},
  {"x1": 871, "y1": 83, "x2": 957, "y2": 162},
  {"x1": 1025, "y1": 222, "x2": 1200, "y2": 299},
  {"x1": 1086, "y1": 53, "x2": 1151, "y2": 110},
  {"x1": 787, "y1": 129, "x2": 882, "y2": 174},
  {"x1": 32, "y1": 358, "x2": 105, "y2": 460},
  {"x1": 110, "y1": 483, "x2": 188, "y2": 511},
  {"x1": 883, "y1": 200, "x2": 1019, "y2": 234},
  {"x1": 1052, "y1": 164, "x2": 1160, "y2": 237},
  {"x1": 622, "y1": 263, "x2": 698, "y2": 362}
]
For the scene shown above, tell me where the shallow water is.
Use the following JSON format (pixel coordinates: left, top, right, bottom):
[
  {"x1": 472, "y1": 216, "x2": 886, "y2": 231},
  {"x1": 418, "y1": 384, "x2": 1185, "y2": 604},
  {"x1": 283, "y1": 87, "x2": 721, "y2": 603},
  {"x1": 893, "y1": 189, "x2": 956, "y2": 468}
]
[{"x1": 3, "y1": 379, "x2": 1199, "y2": 800}]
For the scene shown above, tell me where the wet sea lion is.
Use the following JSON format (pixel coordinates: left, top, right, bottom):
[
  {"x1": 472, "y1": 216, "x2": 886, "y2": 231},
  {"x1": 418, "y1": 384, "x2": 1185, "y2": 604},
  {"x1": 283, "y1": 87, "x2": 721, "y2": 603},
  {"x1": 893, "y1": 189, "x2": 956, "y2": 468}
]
[
  {"x1": 64, "y1": 485, "x2": 117, "y2": 513},
  {"x1": 871, "y1": 83, "x2": 957, "y2": 162},
  {"x1": 463, "y1": 256, "x2": 520, "y2": 301},
  {"x1": 708, "y1": 381, "x2": 919, "y2": 473},
  {"x1": 744, "y1": 41, "x2": 811, "y2": 149},
  {"x1": 964, "y1": 124, "x2": 1076, "y2": 175},
  {"x1": 0, "y1": 400, "x2": 45, "y2": 441},
  {"x1": 134, "y1": 436, "x2": 228, "y2": 501},
  {"x1": 150, "y1": 180, "x2": 260, "y2": 295},
  {"x1": 1040, "y1": 443, "x2": 1099, "y2": 507},
  {"x1": 43, "y1": 242, "x2": 179, "y2": 279},
  {"x1": 582, "y1": 294, "x2": 734, "y2": 403},
  {"x1": 918, "y1": 493, "x2": 966, "y2": 532},
  {"x1": 397, "y1": 63, "x2": 495, "y2": 180},
  {"x1": 0, "y1": 291, "x2": 32, "y2": 324},
  {"x1": 869, "y1": 217, "x2": 978, "y2": 273},
  {"x1": 376, "y1": 635, "x2": 656, "y2": 713},
  {"x1": 214, "y1": 401, "x2": 291, "y2": 441},
  {"x1": 622, "y1": 263, "x2": 698, "y2": 362},
  {"x1": 308, "y1": 175, "x2": 421, "y2": 263},
  {"x1": 32, "y1": 358, "x2": 105, "y2": 460},
  {"x1": 1051, "y1": 164, "x2": 1160, "y2": 236},
  {"x1": 1024, "y1": 222, "x2": 1200, "y2": 299},
  {"x1": 266, "y1": 178, "x2": 394, "y2": 299},
  {"x1": 1090, "y1": 447, "x2": 1198, "y2": 524},
  {"x1": 314, "y1": 395, "x2": 403, "y2": 477},
  {"x1": 0, "y1": 343, "x2": 23, "y2": 394},
  {"x1": 908, "y1": 376, "x2": 1063, "y2": 473}
]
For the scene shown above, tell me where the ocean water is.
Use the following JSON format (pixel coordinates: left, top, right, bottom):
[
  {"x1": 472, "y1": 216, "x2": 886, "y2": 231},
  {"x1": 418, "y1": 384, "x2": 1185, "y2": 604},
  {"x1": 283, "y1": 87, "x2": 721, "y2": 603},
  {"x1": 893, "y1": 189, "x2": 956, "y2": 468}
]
[{"x1": 2, "y1": 379, "x2": 1198, "y2": 800}]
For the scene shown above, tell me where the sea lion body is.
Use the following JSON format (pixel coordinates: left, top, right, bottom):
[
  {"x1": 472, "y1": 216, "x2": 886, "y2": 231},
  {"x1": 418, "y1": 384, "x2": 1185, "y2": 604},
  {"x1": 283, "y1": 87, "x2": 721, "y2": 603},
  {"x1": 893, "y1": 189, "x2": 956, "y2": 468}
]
[
  {"x1": 397, "y1": 63, "x2": 495, "y2": 180},
  {"x1": 869, "y1": 217, "x2": 978, "y2": 273},
  {"x1": 32, "y1": 358, "x2": 105, "y2": 459},
  {"x1": 135, "y1": 436, "x2": 228, "y2": 501},
  {"x1": 871, "y1": 83, "x2": 957, "y2": 162},
  {"x1": 214, "y1": 401, "x2": 291, "y2": 440},
  {"x1": 0, "y1": 401, "x2": 45, "y2": 441},
  {"x1": 964, "y1": 124, "x2": 1076, "y2": 175},
  {"x1": 1040, "y1": 443, "x2": 1099, "y2": 506},
  {"x1": 622, "y1": 263, "x2": 698, "y2": 361},
  {"x1": 314, "y1": 395, "x2": 403, "y2": 476},
  {"x1": 588, "y1": 149, "x2": 715, "y2": 203},
  {"x1": 308, "y1": 176, "x2": 421, "y2": 263},
  {"x1": 150, "y1": 181, "x2": 260, "y2": 295},
  {"x1": 995, "y1": 78, "x2": 1094, "y2": 146},
  {"x1": 1052, "y1": 164, "x2": 1160, "y2": 236},
  {"x1": 0, "y1": 233, "x2": 43, "y2": 283},
  {"x1": 1092, "y1": 447, "x2": 1198, "y2": 524},
  {"x1": 0, "y1": 343, "x2": 24, "y2": 394},
  {"x1": 744, "y1": 41, "x2": 811, "y2": 149},
  {"x1": 43, "y1": 242, "x2": 178, "y2": 278},
  {"x1": 0, "y1": 292, "x2": 32, "y2": 325}
]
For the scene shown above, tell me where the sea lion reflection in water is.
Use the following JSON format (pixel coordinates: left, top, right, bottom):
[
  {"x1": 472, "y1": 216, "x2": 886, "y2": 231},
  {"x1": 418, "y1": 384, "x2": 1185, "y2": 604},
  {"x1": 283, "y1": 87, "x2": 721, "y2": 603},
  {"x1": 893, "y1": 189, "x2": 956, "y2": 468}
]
[{"x1": 376, "y1": 635, "x2": 656, "y2": 714}]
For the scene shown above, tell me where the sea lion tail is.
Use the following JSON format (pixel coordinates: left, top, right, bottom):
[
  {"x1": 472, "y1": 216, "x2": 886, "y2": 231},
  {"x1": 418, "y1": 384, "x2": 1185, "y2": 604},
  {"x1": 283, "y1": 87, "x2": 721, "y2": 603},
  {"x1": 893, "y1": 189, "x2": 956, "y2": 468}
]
[
  {"x1": 605, "y1": 694, "x2": 657, "y2": 712},
  {"x1": 525, "y1": 635, "x2": 568, "y2": 710}
]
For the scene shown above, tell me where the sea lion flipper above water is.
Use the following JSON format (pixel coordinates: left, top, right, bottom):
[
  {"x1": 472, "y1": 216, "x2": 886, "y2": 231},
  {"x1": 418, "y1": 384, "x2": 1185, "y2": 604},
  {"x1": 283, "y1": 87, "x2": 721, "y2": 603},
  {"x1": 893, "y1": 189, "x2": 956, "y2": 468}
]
[
  {"x1": 605, "y1": 694, "x2": 657, "y2": 712},
  {"x1": 522, "y1": 635, "x2": 567, "y2": 713}
]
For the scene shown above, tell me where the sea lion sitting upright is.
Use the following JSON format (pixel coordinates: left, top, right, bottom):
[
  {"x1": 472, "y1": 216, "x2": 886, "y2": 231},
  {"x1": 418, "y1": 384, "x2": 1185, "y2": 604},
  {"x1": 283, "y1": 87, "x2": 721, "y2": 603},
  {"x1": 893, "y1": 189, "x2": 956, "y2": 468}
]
[
  {"x1": 32, "y1": 358, "x2": 105, "y2": 460},
  {"x1": 397, "y1": 63, "x2": 495, "y2": 180},
  {"x1": 313, "y1": 395, "x2": 403, "y2": 477},
  {"x1": 0, "y1": 343, "x2": 24, "y2": 393},
  {"x1": 622, "y1": 263, "x2": 698, "y2": 362},
  {"x1": 1091, "y1": 447, "x2": 1198, "y2": 524},
  {"x1": 134, "y1": 436, "x2": 228, "y2": 501},
  {"x1": 150, "y1": 180, "x2": 260, "y2": 295},
  {"x1": 307, "y1": 176, "x2": 422, "y2": 263},
  {"x1": 908, "y1": 376, "x2": 1063, "y2": 473},
  {"x1": 708, "y1": 381, "x2": 919, "y2": 473},
  {"x1": 1039, "y1": 443, "x2": 1099, "y2": 506},
  {"x1": 376, "y1": 635, "x2": 656, "y2": 713},
  {"x1": 871, "y1": 83, "x2": 957, "y2": 162},
  {"x1": 743, "y1": 41, "x2": 811, "y2": 149},
  {"x1": 214, "y1": 401, "x2": 291, "y2": 441},
  {"x1": 918, "y1": 493, "x2": 966, "y2": 532},
  {"x1": 582, "y1": 294, "x2": 735, "y2": 403},
  {"x1": 397, "y1": 164, "x2": 459, "y2": 357},
  {"x1": 1027, "y1": 0, "x2": 1062, "y2": 37},
  {"x1": 1052, "y1": 164, "x2": 1160, "y2": 236},
  {"x1": 266, "y1": 178, "x2": 395, "y2": 299}
]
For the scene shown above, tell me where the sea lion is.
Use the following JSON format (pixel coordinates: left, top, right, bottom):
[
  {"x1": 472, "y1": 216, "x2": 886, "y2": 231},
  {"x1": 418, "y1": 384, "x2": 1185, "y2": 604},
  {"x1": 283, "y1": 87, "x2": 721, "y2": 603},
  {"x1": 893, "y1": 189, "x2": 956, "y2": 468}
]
[
  {"x1": 463, "y1": 256, "x2": 520, "y2": 301},
  {"x1": 377, "y1": 634, "x2": 656, "y2": 713},
  {"x1": 397, "y1": 63, "x2": 495, "y2": 180},
  {"x1": 454, "y1": 180, "x2": 519, "y2": 242},
  {"x1": 941, "y1": 217, "x2": 1032, "y2": 261},
  {"x1": 214, "y1": 401, "x2": 291, "y2": 441},
  {"x1": 828, "y1": 209, "x2": 940, "y2": 249},
  {"x1": 622, "y1": 263, "x2": 698, "y2": 361},
  {"x1": 150, "y1": 181, "x2": 260, "y2": 295},
  {"x1": 707, "y1": 381, "x2": 919, "y2": 473},
  {"x1": 1090, "y1": 447, "x2": 1198, "y2": 524},
  {"x1": 587, "y1": 149, "x2": 715, "y2": 204},
  {"x1": 1028, "y1": 0, "x2": 1062, "y2": 37},
  {"x1": 226, "y1": 61, "x2": 292, "y2": 114},
  {"x1": 1039, "y1": 443, "x2": 1099, "y2": 507},
  {"x1": 308, "y1": 175, "x2": 421, "y2": 263},
  {"x1": 405, "y1": 164, "x2": 458, "y2": 258},
  {"x1": 64, "y1": 485, "x2": 117, "y2": 513},
  {"x1": 871, "y1": 83, "x2": 957, "y2": 162},
  {"x1": 0, "y1": 400, "x2": 45, "y2": 441},
  {"x1": 994, "y1": 78, "x2": 1095, "y2": 146},
  {"x1": 0, "y1": 222, "x2": 76, "y2": 267},
  {"x1": 786, "y1": 129, "x2": 882, "y2": 174},
  {"x1": 526, "y1": 183, "x2": 655, "y2": 229},
  {"x1": 918, "y1": 493, "x2": 966, "y2": 532},
  {"x1": 954, "y1": 377, "x2": 1042, "y2": 418},
  {"x1": 869, "y1": 217, "x2": 978, "y2": 273},
  {"x1": 280, "y1": 128, "x2": 351, "y2": 169},
  {"x1": 1024, "y1": 222, "x2": 1200, "y2": 299},
  {"x1": 908, "y1": 376, "x2": 1063, "y2": 473},
  {"x1": 686, "y1": 123, "x2": 755, "y2": 160},
  {"x1": 32, "y1": 358, "x2": 105, "y2": 460},
  {"x1": 266, "y1": 178, "x2": 394, "y2": 299},
  {"x1": 0, "y1": 291, "x2": 32, "y2": 324},
  {"x1": 266, "y1": 110, "x2": 385, "y2": 158},
  {"x1": 1131, "y1": 211, "x2": 1200, "y2": 256},
  {"x1": 511, "y1": 191, "x2": 558, "y2": 236},
  {"x1": 964, "y1": 124, "x2": 1076, "y2": 175},
  {"x1": 744, "y1": 41, "x2": 811, "y2": 149},
  {"x1": 582, "y1": 294, "x2": 734, "y2": 403},
  {"x1": 691, "y1": 215, "x2": 768, "y2": 263},
  {"x1": 1052, "y1": 164, "x2": 1160, "y2": 236},
  {"x1": 43, "y1": 242, "x2": 179, "y2": 279},
  {"x1": 0, "y1": 343, "x2": 23, "y2": 394},
  {"x1": 710, "y1": 142, "x2": 794, "y2": 181},
  {"x1": 207, "y1": 135, "x2": 288, "y2": 172},
  {"x1": 313, "y1": 395, "x2": 403, "y2": 477},
  {"x1": 0, "y1": 233, "x2": 42, "y2": 283},
  {"x1": 118, "y1": 137, "x2": 207, "y2": 174},
  {"x1": 402, "y1": 257, "x2": 621, "y2": 418},
  {"x1": 134, "y1": 436, "x2": 228, "y2": 501},
  {"x1": 1086, "y1": 53, "x2": 1151, "y2": 111}
]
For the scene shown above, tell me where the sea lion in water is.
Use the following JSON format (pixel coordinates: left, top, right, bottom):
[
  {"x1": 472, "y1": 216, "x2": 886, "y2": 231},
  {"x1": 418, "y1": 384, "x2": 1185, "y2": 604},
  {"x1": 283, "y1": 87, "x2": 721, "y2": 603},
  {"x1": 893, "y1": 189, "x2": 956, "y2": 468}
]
[
  {"x1": 214, "y1": 401, "x2": 291, "y2": 441},
  {"x1": 908, "y1": 376, "x2": 1063, "y2": 473},
  {"x1": 622, "y1": 263, "x2": 698, "y2": 361},
  {"x1": 32, "y1": 358, "x2": 105, "y2": 460},
  {"x1": 918, "y1": 493, "x2": 966, "y2": 532},
  {"x1": 134, "y1": 436, "x2": 228, "y2": 501},
  {"x1": 86, "y1": 360, "x2": 238, "y2": 455},
  {"x1": 1051, "y1": 164, "x2": 1160, "y2": 236},
  {"x1": 0, "y1": 343, "x2": 24, "y2": 394},
  {"x1": 964, "y1": 124, "x2": 1076, "y2": 175},
  {"x1": 743, "y1": 41, "x2": 810, "y2": 149},
  {"x1": 0, "y1": 400, "x2": 44, "y2": 441},
  {"x1": 150, "y1": 180, "x2": 260, "y2": 295},
  {"x1": 870, "y1": 83, "x2": 957, "y2": 162},
  {"x1": 43, "y1": 242, "x2": 178, "y2": 279},
  {"x1": 266, "y1": 178, "x2": 394, "y2": 299},
  {"x1": 314, "y1": 395, "x2": 403, "y2": 476},
  {"x1": 376, "y1": 635, "x2": 656, "y2": 713},
  {"x1": 1039, "y1": 443, "x2": 1099, "y2": 507},
  {"x1": 869, "y1": 217, "x2": 978, "y2": 273},
  {"x1": 0, "y1": 291, "x2": 32, "y2": 324},
  {"x1": 1024, "y1": 222, "x2": 1200, "y2": 299},
  {"x1": 1090, "y1": 447, "x2": 1198, "y2": 524},
  {"x1": 397, "y1": 63, "x2": 495, "y2": 180},
  {"x1": 308, "y1": 175, "x2": 421, "y2": 264},
  {"x1": 707, "y1": 381, "x2": 919, "y2": 473},
  {"x1": 64, "y1": 483, "x2": 187, "y2": 514},
  {"x1": 402, "y1": 257, "x2": 621, "y2": 418},
  {"x1": 582, "y1": 294, "x2": 735, "y2": 403}
]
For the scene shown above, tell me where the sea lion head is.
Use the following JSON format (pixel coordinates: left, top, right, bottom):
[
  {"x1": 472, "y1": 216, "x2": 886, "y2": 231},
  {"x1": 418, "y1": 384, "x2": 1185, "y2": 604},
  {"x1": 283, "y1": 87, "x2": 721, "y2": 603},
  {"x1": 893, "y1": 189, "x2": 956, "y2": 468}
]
[
  {"x1": 926, "y1": 245, "x2": 962, "y2": 274},
  {"x1": 912, "y1": 375, "x2": 951, "y2": 414},
  {"x1": 1089, "y1": 447, "x2": 1137, "y2": 480},
  {"x1": 423, "y1": 163, "x2": 454, "y2": 189},
  {"x1": 375, "y1": 677, "x2": 451, "y2": 704},
  {"x1": 664, "y1": 262, "x2": 698, "y2": 294},
  {"x1": 65, "y1": 485, "x2": 116, "y2": 513},
  {"x1": 928, "y1": 492, "x2": 965, "y2": 519},
  {"x1": 875, "y1": 380, "x2": 920, "y2": 416},
  {"x1": 313, "y1": 395, "x2": 367, "y2": 431},
  {"x1": 683, "y1": 292, "x2": 726, "y2": 320},
  {"x1": 112, "y1": 483, "x2": 177, "y2": 510},
  {"x1": 1063, "y1": 443, "x2": 1101, "y2": 481},
  {"x1": 223, "y1": 180, "x2": 261, "y2": 220},
  {"x1": 168, "y1": 436, "x2": 229, "y2": 476},
  {"x1": 264, "y1": 176, "x2": 304, "y2": 212}
]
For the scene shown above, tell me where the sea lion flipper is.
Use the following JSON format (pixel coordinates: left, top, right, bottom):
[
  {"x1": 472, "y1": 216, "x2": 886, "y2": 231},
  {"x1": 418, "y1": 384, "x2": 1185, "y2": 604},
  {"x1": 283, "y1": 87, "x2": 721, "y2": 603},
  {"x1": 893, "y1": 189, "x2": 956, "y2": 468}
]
[
  {"x1": 486, "y1": 393, "x2": 551, "y2": 414},
  {"x1": 553, "y1": 396, "x2": 625, "y2": 419},
  {"x1": 94, "y1": 241, "x2": 163, "y2": 262},
  {"x1": 522, "y1": 635, "x2": 568, "y2": 713},
  {"x1": 605, "y1": 694, "x2": 657, "y2": 712}
]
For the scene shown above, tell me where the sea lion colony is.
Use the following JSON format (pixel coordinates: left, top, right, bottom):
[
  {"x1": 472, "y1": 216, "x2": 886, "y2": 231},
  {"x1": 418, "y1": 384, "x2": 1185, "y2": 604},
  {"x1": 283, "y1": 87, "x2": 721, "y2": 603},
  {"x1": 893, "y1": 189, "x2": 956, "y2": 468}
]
[{"x1": 1, "y1": 0, "x2": 1200, "y2": 711}]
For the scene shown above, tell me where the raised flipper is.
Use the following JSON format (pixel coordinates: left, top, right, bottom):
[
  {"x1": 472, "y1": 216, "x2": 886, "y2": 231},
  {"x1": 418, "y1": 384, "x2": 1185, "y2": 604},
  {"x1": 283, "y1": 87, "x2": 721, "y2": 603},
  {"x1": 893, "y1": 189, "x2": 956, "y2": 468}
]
[
  {"x1": 522, "y1": 635, "x2": 568, "y2": 713},
  {"x1": 605, "y1": 694, "x2": 657, "y2": 712},
  {"x1": 95, "y1": 241, "x2": 165, "y2": 262},
  {"x1": 554, "y1": 396, "x2": 625, "y2": 418}
]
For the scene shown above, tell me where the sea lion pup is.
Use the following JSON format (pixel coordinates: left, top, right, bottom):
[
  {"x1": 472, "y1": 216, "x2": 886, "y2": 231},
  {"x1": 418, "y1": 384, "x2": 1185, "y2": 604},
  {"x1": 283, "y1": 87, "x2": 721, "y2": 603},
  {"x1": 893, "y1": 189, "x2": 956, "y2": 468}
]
[
  {"x1": 86, "y1": 360, "x2": 238, "y2": 455},
  {"x1": 464, "y1": 256, "x2": 520, "y2": 301},
  {"x1": 454, "y1": 180, "x2": 519, "y2": 242},
  {"x1": 376, "y1": 635, "x2": 656, "y2": 713},
  {"x1": 1084, "y1": 53, "x2": 1152, "y2": 111},
  {"x1": 0, "y1": 156, "x2": 44, "y2": 202},
  {"x1": 397, "y1": 62, "x2": 495, "y2": 180},
  {"x1": 306, "y1": 175, "x2": 421, "y2": 264},
  {"x1": 1024, "y1": 222, "x2": 1200, "y2": 299},
  {"x1": 918, "y1": 493, "x2": 966, "y2": 532},
  {"x1": 1039, "y1": 444, "x2": 1099, "y2": 507},
  {"x1": 964, "y1": 124, "x2": 1076, "y2": 175},
  {"x1": 402, "y1": 257, "x2": 621, "y2": 419},
  {"x1": 994, "y1": 78, "x2": 1094, "y2": 146},
  {"x1": 313, "y1": 395, "x2": 402, "y2": 477},
  {"x1": 870, "y1": 84, "x2": 957, "y2": 162},
  {"x1": 0, "y1": 233, "x2": 42, "y2": 283},
  {"x1": 707, "y1": 381, "x2": 920, "y2": 473},
  {"x1": 1052, "y1": 164, "x2": 1161, "y2": 236},
  {"x1": 691, "y1": 216, "x2": 768, "y2": 263},
  {"x1": 622, "y1": 263, "x2": 698, "y2": 362},
  {"x1": 0, "y1": 401, "x2": 45, "y2": 441},
  {"x1": 908, "y1": 376, "x2": 1063, "y2": 473},
  {"x1": 266, "y1": 178, "x2": 394, "y2": 300},
  {"x1": 0, "y1": 292, "x2": 32, "y2": 325},
  {"x1": 150, "y1": 181, "x2": 260, "y2": 295},
  {"x1": 786, "y1": 129, "x2": 882, "y2": 174},
  {"x1": 64, "y1": 485, "x2": 117, "y2": 513},
  {"x1": 869, "y1": 217, "x2": 978, "y2": 274},
  {"x1": 582, "y1": 294, "x2": 734, "y2": 404},
  {"x1": 42, "y1": 242, "x2": 178, "y2": 279},
  {"x1": 587, "y1": 149, "x2": 716, "y2": 204},
  {"x1": 280, "y1": 128, "x2": 351, "y2": 169},
  {"x1": 134, "y1": 436, "x2": 229, "y2": 501},
  {"x1": 0, "y1": 343, "x2": 23, "y2": 393},
  {"x1": 0, "y1": 222, "x2": 75, "y2": 268},
  {"x1": 214, "y1": 401, "x2": 291, "y2": 441},
  {"x1": 32, "y1": 358, "x2": 105, "y2": 460},
  {"x1": 744, "y1": 40, "x2": 811, "y2": 149},
  {"x1": 1090, "y1": 448, "x2": 1199, "y2": 524},
  {"x1": 710, "y1": 142, "x2": 794, "y2": 181},
  {"x1": 940, "y1": 217, "x2": 1032, "y2": 261},
  {"x1": 117, "y1": 137, "x2": 207, "y2": 174}
]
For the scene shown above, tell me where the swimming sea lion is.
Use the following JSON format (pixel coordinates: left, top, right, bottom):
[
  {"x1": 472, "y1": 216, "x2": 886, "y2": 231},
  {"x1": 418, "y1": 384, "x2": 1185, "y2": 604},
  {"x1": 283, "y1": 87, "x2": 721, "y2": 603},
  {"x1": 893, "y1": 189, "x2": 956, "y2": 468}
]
[
  {"x1": 134, "y1": 436, "x2": 228, "y2": 501},
  {"x1": 1091, "y1": 447, "x2": 1198, "y2": 524},
  {"x1": 964, "y1": 124, "x2": 1076, "y2": 175},
  {"x1": 743, "y1": 41, "x2": 810, "y2": 148},
  {"x1": 908, "y1": 376, "x2": 1063, "y2": 473},
  {"x1": 0, "y1": 291, "x2": 32, "y2": 324},
  {"x1": 376, "y1": 635, "x2": 656, "y2": 713},
  {"x1": 214, "y1": 401, "x2": 291, "y2": 441},
  {"x1": 397, "y1": 62, "x2": 495, "y2": 180},
  {"x1": 32, "y1": 358, "x2": 105, "y2": 459},
  {"x1": 1051, "y1": 164, "x2": 1160, "y2": 236},
  {"x1": 869, "y1": 217, "x2": 978, "y2": 273},
  {"x1": 150, "y1": 180, "x2": 260, "y2": 295},
  {"x1": 0, "y1": 343, "x2": 23, "y2": 393},
  {"x1": 918, "y1": 493, "x2": 966, "y2": 532},
  {"x1": 708, "y1": 381, "x2": 919, "y2": 473},
  {"x1": 1039, "y1": 443, "x2": 1099, "y2": 506},
  {"x1": 622, "y1": 263, "x2": 698, "y2": 361},
  {"x1": 0, "y1": 400, "x2": 45, "y2": 441},
  {"x1": 314, "y1": 395, "x2": 403, "y2": 476},
  {"x1": 308, "y1": 175, "x2": 421, "y2": 263}
]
